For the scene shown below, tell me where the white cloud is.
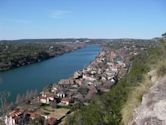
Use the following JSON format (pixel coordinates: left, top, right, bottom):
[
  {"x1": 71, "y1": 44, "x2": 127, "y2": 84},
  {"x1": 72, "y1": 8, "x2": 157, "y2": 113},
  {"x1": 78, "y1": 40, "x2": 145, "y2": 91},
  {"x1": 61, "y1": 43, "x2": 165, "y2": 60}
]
[{"x1": 49, "y1": 10, "x2": 71, "y2": 19}]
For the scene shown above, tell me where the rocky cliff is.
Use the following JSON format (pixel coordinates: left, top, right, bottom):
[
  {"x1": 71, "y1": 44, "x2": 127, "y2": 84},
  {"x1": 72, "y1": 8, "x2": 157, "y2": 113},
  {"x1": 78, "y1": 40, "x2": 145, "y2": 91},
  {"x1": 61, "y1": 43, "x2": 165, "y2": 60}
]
[{"x1": 129, "y1": 70, "x2": 166, "y2": 125}]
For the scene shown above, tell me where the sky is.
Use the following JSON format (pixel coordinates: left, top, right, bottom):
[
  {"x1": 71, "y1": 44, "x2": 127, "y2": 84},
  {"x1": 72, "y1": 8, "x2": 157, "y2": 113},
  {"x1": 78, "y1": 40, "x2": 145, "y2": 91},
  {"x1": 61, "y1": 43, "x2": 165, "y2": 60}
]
[{"x1": 0, "y1": 0, "x2": 166, "y2": 40}]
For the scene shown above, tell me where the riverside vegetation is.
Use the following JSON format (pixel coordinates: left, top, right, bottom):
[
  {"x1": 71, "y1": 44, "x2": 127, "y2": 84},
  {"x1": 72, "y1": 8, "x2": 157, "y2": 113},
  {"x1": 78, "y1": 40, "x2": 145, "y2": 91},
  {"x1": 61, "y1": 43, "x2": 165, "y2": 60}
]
[{"x1": 0, "y1": 39, "x2": 85, "y2": 71}]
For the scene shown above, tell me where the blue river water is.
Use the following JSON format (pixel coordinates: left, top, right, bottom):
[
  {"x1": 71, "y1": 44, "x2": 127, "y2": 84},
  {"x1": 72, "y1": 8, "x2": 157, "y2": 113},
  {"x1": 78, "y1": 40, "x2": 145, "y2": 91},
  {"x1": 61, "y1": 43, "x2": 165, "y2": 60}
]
[{"x1": 0, "y1": 45, "x2": 100, "y2": 102}]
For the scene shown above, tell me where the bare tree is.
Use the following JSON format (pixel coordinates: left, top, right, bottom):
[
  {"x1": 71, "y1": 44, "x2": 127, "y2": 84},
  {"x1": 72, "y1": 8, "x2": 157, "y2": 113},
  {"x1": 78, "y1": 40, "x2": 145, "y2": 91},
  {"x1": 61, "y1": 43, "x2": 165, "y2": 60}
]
[
  {"x1": 34, "y1": 89, "x2": 38, "y2": 97},
  {"x1": 0, "y1": 91, "x2": 10, "y2": 115},
  {"x1": 25, "y1": 90, "x2": 30, "y2": 100},
  {"x1": 16, "y1": 94, "x2": 21, "y2": 104}
]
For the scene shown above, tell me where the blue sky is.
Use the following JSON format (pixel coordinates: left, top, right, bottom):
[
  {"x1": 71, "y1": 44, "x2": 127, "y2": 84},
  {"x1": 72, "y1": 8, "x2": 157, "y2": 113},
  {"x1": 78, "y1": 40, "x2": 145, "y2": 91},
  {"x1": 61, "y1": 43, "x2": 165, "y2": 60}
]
[{"x1": 0, "y1": 0, "x2": 166, "y2": 40}]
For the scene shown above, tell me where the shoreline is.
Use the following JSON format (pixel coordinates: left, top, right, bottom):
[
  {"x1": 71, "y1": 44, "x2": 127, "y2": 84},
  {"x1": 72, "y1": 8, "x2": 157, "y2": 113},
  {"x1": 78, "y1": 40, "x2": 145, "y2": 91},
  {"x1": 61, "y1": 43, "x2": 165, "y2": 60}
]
[{"x1": 0, "y1": 42, "x2": 86, "y2": 72}]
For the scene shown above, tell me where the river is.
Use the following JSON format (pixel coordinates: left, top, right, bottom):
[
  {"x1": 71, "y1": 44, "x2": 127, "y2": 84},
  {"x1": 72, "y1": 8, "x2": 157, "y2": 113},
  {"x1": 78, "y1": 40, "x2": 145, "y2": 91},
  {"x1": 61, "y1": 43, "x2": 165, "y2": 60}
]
[{"x1": 0, "y1": 45, "x2": 101, "y2": 102}]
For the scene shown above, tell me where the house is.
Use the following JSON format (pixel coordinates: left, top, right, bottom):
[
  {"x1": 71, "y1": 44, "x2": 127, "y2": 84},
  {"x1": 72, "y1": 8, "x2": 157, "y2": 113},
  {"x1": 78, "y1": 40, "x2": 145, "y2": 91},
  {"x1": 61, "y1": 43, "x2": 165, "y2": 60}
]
[
  {"x1": 51, "y1": 85, "x2": 59, "y2": 93},
  {"x1": 40, "y1": 96, "x2": 50, "y2": 104},
  {"x1": 58, "y1": 78, "x2": 74, "y2": 85},
  {"x1": 87, "y1": 81, "x2": 93, "y2": 86},
  {"x1": 47, "y1": 96, "x2": 54, "y2": 101},
  {"x1": 111, "y1": 66, "x2": 118, "y2": 73},
  {"x1": 75, "y1": 79, "x2": 83, "y2": 86},
  {"x1": 5, "y1": 109, "x2": 24, "y2": 125},
  {"x1": 90, "y1": 70, "x2": 96, "y2": 75},
  {"x1": 107, "y1": 62, "x2": 114, "y2": 66},
  {"x1": 27, "y1": 112, "x2": 38, "y2": 120},
  {"x1": 73, "y1": 71, "x2": 82, "y2": 79},
  {"x1": 56, "y1": 91, "x2": 65, "y2": 98},
  {"x1": 117, "y1": 61, "x2": 126, "y2": 68},
  {"x1": 110, "y1": 78, "x2": 116, "y2": 84},
  {"x1": 61, "y1": 98, "x2": 70, "y2": 105},
  {"x1": 101, "y1": 76, "x2": 107, "y2": 81},
  {"x1": 39, "y1": 94, "x2": 55, "y2": 104},
  {"x1": 9, "y1": 109, "x2": 24, "y2": 117},
  {"x1": 5, "y1": 115, "x2": 15, "y2": 125},
  {"x1": 83, "y1": 74, "x2": 96, "y2": 82}
]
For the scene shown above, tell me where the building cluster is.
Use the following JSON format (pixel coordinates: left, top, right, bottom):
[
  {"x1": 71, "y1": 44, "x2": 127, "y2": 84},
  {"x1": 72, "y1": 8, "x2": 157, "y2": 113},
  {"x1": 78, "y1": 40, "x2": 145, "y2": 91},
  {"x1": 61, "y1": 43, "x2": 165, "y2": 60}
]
[
  {"x1": 4, "y1": 108, "x2": 57, "y2": 125},
  {"x1": 39, "y1": 45, "x2": 133, "y2": 106}
]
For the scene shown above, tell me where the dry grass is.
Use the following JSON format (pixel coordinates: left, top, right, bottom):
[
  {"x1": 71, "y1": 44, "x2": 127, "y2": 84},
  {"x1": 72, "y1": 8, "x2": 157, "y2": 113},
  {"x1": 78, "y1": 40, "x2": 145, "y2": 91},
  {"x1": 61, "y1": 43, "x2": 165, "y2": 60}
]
[
  {"x1": 156, "y1": 60, "x2": 166, "y2": 77},
  {"x1": 122, "y1": 59, "x2": 166, "y2": 125},
  {"x1": 121, "y1": 72, "x2": 156, "y2": 125},
  {"x1": 37, "y1": 106, "x2": 69, "y2": 120},
  {"x1": 49, "y1": 108, "x2": 69, "y2": 120},
  {"x1": 0, "y1": 120, "x2": 5, "y2": 125}
]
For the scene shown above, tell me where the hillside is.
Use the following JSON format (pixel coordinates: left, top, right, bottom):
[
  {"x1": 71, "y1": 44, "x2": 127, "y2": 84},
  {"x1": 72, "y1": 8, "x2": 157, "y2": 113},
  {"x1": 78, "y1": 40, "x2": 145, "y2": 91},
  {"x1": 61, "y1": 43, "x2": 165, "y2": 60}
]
[
  {"x1": 128, "y1": 72, "x2": 166, "y2": 125},
  {"x1": 65, "y1": 38, "x2": 165, "y2": 125},
  {"x1": 124, "y1": 38, "x2": 166, "y2": 124}
]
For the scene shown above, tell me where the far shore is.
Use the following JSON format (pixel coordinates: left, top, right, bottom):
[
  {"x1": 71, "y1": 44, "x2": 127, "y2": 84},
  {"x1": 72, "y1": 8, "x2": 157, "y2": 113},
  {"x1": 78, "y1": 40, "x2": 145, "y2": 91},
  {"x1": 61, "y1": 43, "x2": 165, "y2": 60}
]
[{"x1": 0, "y1": 41, "x2": 86, "y2": 72}]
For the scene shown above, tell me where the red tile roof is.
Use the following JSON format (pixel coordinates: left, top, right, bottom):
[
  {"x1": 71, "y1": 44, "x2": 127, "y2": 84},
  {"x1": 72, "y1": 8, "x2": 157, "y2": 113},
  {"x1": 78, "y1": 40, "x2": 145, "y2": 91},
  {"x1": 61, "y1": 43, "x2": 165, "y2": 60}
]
[
  {"x1": 61, "y1": 98, "x2": 70, "y2": 102},
  {"x1": 47, "y1": 117, "x2": 57, "y2": 125}
]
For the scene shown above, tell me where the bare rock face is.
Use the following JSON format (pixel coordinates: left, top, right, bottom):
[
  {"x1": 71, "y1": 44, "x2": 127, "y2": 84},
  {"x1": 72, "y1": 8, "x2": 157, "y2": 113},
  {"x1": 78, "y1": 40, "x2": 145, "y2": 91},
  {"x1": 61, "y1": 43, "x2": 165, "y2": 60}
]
[{"x1": 130, "y1": 77, "x2": 166, "y2": 125}]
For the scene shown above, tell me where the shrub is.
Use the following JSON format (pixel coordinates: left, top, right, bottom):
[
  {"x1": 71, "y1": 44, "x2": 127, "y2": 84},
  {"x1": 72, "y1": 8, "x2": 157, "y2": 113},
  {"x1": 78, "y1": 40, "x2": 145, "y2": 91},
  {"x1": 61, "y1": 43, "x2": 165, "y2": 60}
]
[{"x1": 157, "y1": 60, "x2": 166, "y2": 77}]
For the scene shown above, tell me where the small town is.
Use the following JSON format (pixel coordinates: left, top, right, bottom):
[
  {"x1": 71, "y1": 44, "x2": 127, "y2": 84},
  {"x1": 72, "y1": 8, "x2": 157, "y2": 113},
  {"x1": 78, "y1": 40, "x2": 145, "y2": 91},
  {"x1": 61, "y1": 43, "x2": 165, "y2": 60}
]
[{"x1": 1, "y1": 41, "x2": 148, "y2": 125}]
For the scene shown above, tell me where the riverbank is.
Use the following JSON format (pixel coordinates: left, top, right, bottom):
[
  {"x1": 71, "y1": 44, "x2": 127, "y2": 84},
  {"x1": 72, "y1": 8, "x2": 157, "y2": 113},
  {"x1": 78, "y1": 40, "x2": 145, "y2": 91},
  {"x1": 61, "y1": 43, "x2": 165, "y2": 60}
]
[
  {"x1": 1, "y1": 41, "x2": 144, "y2": 125},
  {"x1": 0, "y1": 41, "x2": 86, "y2": 71}
]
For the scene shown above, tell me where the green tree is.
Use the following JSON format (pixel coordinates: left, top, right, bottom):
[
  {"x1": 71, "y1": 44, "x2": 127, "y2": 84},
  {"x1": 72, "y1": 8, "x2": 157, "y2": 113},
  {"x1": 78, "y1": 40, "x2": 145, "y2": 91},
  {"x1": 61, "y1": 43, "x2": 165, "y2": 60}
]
[{"x1": 162, "y1": 32, "x2": 166, "y2": 37}]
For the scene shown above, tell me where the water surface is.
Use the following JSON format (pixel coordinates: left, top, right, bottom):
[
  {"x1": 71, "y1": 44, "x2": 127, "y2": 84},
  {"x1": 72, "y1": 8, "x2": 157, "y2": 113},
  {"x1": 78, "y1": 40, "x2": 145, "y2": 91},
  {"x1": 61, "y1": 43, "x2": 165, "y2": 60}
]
[{"x1": 0, "y1": 45, "x2": 100, "y2": 102}]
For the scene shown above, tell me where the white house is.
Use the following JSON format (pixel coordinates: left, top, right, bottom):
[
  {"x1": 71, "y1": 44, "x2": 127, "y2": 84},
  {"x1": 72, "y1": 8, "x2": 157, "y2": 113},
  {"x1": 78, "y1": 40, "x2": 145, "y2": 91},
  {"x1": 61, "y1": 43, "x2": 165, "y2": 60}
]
[
  {"x1": 4, "y1": 109, "x2": 24, "y2": 125},
  {"x1": 83, "y1": 75, "x2": 96, "y2": 82},
  {"x1": 40, "y1": 96, "x2": 50, "y2": 104},
  {"x1": 51, "y1": 86, "x2": 58, "y2": 93},
  {"x1": 61, "y1": 98, "x2": 70, "y2": 105},
  {"x1": 5, "y1": 116, "x2": 15, "y2": 125},
  {"x1": 56, "y1": 91, "x2": 65, "y2": 98}
]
